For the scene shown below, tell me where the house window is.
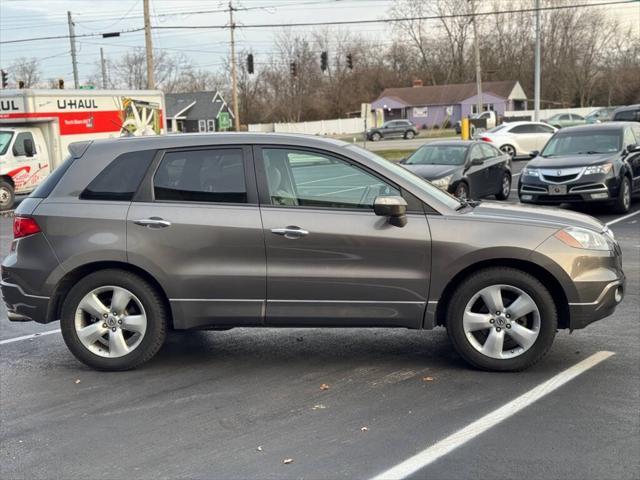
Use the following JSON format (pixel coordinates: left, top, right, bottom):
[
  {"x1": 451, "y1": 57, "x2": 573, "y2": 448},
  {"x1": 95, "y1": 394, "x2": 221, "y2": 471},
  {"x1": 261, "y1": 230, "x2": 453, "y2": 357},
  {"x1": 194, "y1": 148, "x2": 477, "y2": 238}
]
[
  {"x1": 177, "y1": 120, "x2": 185, "y2": 132},
  {"x1": 198, "y1": 120, "x2": 206, "y2": 132},
  {"x1": 207, "y1": 119, "x2": 215, "y2": 132},
  {"x1": 471, "y1": 104, "x2": 495, "y2": 114}
]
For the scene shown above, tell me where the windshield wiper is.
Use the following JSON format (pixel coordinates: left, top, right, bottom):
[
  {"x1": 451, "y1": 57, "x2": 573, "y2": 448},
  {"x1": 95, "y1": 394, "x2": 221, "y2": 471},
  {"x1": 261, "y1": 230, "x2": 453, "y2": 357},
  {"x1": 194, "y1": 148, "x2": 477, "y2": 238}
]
[{"x1": 576, "y1": 151, "x2": 605, "y2": 155}]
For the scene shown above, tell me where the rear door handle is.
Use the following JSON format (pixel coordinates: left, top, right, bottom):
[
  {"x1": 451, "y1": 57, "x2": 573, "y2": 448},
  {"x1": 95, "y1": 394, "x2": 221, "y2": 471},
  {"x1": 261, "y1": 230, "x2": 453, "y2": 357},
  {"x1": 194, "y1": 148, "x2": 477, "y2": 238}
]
[
  {"x1": 134, "y1": 217, "x2": 171, "y2": 228},
  {"x1": 271, "y1": 226, "x2": 309, "y2": 239}
]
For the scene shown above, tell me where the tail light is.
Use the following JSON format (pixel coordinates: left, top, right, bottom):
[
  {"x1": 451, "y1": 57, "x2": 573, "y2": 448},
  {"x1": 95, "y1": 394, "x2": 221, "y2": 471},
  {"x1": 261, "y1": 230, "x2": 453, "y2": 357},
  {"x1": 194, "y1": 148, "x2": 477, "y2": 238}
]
[
  {"x1": 13, "y1": 216, "x2": 41, "y2": 239},
  {"x1": 480, "y1": 137, "x2": 492, "y2": 142}
]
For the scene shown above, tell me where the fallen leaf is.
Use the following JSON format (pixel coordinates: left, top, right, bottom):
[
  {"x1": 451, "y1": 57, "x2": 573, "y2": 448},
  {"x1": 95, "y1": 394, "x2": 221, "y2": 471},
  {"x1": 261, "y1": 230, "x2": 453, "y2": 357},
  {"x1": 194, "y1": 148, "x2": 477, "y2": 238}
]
[
  {"x1": 360, "y1": 426, "x2": 368, "y2": 432},
  {"x1": 256, "y1": 446, "x2": 263, "y2": 452},
  {"x1": 422, "y1": 376, "x2": 434, "y2": 382},
  {"x1": 74, "y1": 379, "x2": 81, "y2": 384},
  {"x1": 312, "y1": 404, "x2": 326, "y2": 410},
  {"x1": 283, "y1": 458, "x2": 294, "y2": 464},
  {"x1": 320, "y1": 383, "x2": 330, "y2": 390}
]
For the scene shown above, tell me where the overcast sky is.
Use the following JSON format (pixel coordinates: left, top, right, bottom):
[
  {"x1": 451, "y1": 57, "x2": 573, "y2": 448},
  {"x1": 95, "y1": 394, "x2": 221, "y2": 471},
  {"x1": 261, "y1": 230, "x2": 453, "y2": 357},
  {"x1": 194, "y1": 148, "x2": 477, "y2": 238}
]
[{"x1": 1, "y1": 0, "x2": 638, "y2": 86}]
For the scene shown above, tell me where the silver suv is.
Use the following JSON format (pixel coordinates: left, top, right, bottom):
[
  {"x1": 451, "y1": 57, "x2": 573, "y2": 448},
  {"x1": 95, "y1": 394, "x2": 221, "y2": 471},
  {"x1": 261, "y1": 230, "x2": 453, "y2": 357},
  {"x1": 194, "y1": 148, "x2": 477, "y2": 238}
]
[{"x1": 1, "y1": 134, "x2": 625, "y2": 371}]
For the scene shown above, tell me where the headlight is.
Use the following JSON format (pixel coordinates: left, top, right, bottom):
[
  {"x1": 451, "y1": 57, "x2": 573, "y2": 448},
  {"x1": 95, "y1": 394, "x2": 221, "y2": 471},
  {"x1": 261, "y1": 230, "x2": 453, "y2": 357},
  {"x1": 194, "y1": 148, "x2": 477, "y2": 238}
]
[
  {"x1": 431, "y1": 175, "x2": 452, "y2": 188},
  {"x1": 584, "y1": 163, "x2": 613, "y2": 175},
  {"x1": 523, "y1": 167, "x2": 539, "y2": 177},
  {"x1": 554, "y1": 226, "x2": 612, "y2": 251}
]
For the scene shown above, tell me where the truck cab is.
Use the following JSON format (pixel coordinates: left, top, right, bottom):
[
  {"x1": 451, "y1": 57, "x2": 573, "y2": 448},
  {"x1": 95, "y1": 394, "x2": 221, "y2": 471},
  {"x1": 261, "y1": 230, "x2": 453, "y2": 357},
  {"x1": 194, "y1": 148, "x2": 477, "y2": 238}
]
[{"x1": 0, "y1": 126, "x2": 50, "y2": 210}]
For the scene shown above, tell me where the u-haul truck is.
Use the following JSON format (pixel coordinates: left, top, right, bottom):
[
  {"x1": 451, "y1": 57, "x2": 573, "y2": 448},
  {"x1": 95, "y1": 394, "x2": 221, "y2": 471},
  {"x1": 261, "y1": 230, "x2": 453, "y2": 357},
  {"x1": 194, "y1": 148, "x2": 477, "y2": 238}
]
[{"x1": 0, "y1": 89, "x2": 165, "y2": 209}]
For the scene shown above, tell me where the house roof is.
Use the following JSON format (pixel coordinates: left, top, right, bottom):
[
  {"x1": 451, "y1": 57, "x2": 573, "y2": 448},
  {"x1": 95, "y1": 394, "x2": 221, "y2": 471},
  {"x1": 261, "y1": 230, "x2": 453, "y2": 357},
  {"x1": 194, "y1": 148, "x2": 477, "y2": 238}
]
[
  {"x1": 165, "y1": 91, "x2": 234, "y2": 119},
  {"x1": 374, "y1": 80, "x2": 526, "y2": 106}
]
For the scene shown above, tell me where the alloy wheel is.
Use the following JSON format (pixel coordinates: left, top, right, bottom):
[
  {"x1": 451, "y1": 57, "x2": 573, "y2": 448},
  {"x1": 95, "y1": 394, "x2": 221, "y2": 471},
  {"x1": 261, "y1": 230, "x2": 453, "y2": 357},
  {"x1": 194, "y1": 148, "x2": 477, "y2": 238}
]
[
  {"x1": 623, "y1": 180, "x2": 631, "y2": 211},
  {"x1": 74, "y1": 286, "x2": 147, "y2": 358},
  {"x1": 502, "y1": 175, "x2": 511, "y2": 197},
  {"x1": 500, "y1": 145, "x2": 516, "y2": 157},
  {"x1": 462, "y1": 284, "x2": 541, "y2": 359},
  {"x1": 0, "y1": 187, "x2": 11, "y2": 209}
]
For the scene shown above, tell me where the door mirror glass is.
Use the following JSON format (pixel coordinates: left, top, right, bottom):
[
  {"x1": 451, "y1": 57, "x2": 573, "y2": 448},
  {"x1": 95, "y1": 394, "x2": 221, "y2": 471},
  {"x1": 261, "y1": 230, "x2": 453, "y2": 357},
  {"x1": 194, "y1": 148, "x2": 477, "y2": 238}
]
[
  {"x1": 373, "y1": 196, "x2": 407, "y2": 227},
  {"x1": 23, "y1": 138, "x2": 35, "y2": 157},
  {"x1": 471, "y1": 157, "x2": 484, "y2": 166},
  {"x1": 626, "y1": 144, "x2": 640, "y2": 153}
]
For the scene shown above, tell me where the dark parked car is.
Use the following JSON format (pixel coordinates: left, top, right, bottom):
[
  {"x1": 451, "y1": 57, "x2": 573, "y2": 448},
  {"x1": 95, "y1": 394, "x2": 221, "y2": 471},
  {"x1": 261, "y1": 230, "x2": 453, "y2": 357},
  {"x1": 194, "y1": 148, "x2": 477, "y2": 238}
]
[
  {"x1": 367, "y1": 119, "x2": 418, "y2": 141},
  {"x1": 400, "y1": 140, "x2": 512, "y2": 200},
  {"x1": 1, "y1": 134, "x2": 625, "y2": 372},
  {"x1": 519, "y1": 123, "x2": 640, "y2": 213},
  {"x1": 611, "y1": 104, "x2": 640, "y2": 123}
]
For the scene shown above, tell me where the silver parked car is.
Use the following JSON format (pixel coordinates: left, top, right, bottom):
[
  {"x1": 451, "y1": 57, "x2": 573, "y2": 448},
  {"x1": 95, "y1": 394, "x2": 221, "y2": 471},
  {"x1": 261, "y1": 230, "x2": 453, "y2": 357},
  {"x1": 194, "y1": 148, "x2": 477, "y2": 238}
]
[{"x1": 1, "y1": 134, "x2": 625, "y2": 371}]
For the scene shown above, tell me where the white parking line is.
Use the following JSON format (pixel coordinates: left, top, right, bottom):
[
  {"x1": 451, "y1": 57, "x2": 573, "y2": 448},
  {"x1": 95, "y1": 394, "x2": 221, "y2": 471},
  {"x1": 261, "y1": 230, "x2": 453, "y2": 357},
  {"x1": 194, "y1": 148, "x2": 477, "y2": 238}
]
[
  {"x1": 0, "y1": 328, "x2": 61, "y2": 345},
  {"x1": 370, "y1": 351, "x2": 614, "y2": 480},
  {"x1": 606, "y1": 210, "x2": 640, "y2": 226}
]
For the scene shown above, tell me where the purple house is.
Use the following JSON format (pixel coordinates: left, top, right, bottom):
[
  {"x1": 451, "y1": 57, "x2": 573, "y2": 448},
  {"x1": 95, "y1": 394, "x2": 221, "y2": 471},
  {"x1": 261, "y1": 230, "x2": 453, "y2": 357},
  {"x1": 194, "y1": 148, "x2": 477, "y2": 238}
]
[{"x1": 371, "y1": 80, "x2": 528, "y2": 128}]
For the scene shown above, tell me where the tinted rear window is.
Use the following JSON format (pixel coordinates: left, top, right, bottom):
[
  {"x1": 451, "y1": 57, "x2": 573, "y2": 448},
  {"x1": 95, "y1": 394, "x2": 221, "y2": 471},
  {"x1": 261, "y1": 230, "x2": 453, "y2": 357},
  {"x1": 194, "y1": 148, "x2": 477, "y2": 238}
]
[
  {"x1": 80, "y1": 150, "x2": 156, "y2": 201},
  {"x1": 30, "y1": 155, "x2": 76, "y2": 198}
]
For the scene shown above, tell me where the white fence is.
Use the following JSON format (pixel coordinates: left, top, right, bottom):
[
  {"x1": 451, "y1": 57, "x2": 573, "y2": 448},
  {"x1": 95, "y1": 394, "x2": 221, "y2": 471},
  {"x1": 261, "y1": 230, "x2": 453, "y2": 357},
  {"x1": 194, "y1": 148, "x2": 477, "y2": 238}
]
[
  {"x1": 248, "y1": 117, "x2": 365, "y2": 136},
  {"x1": 504, "y1": 107, "x2": 598, "y2": 119}
]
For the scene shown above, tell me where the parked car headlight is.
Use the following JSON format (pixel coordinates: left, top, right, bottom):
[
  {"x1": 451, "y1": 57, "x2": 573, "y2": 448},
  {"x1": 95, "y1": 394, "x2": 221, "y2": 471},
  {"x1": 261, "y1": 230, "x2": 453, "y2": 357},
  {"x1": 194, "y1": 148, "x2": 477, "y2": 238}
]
[
  {"x1": 431, "y1": 175, "x2": 452, "y2": 188},
  {"x1": 554, "y1": 226, "x2": 612, "y2": 251},
  {"x1": 584, "y1": 163, "x2": 613, "y2": 175},
  {"x1": 523, "y1": 167, "x2": 540, "y2": 177}
]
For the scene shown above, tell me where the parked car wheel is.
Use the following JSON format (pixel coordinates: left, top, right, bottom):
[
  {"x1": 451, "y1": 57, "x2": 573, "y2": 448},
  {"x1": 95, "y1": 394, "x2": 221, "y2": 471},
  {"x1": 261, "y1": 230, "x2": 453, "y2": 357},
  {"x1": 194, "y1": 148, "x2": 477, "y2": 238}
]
[
  {"x1": 371, "y1": 132, "x2": 382, "y2": 141},
  {"x1": 613, "y1": 176, "x2": 632, "y2": 214},
  {"x1": 446, "y1": 267, "x2": 557, "y2": 371},
  {"x1": 500, "y1": 144, "x2": 516, "y2": 158},
  {"x1": 495, "y1": 173, "x2": 511, "y2": 200},
  {"x1": 0, "y1": 179, "x2": 14, "y2": 211},
  {"x1": 405, "y1": 130, "x2": 415, "y2": 140},
  {"x1": 60, "y1": 269, "x2": 168, "y2": 371},
  {"x1": 454, "y1": 182, "x2": 469, "y2": 200}
]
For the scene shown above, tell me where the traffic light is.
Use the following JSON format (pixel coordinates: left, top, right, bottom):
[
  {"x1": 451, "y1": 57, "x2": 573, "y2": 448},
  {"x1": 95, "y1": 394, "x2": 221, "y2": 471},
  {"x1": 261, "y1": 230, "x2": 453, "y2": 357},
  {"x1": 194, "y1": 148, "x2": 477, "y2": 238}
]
[
  {"x1": 18, "y1": 80, "x2": 25, "y2": 89},
  {"x1": 247, "y1": 54, "x2": 254, "y2": 74},
  {"x1": 1, "y1": 70, "x2": 8, "y2": 89},
  {"x1": 290, "y1": 61, "x2": 297, "y2": 77},
  {"x1": 58, "y1": 78, "x2": 64, "y2": 89},
  {"x1": 346, "y1": 53, "x2": 353, "y2": 70},
  {"x1": 320, "y1": 51, "x2": 328, "y2": 71}
]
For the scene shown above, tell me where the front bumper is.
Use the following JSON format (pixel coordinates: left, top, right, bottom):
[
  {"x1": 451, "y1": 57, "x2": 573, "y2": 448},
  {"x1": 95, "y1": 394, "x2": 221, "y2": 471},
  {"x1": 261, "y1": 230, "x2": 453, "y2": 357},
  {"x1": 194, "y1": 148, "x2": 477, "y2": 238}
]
[
  {"x1": 1, "y1": 279, "x2": 50, "y2": 322},
  {"x1": 519, "y1": 172, "x2": 620, "y2": 205},
  {"x1": 569, "y1": 278, "x2": 625, "y2": 329}
]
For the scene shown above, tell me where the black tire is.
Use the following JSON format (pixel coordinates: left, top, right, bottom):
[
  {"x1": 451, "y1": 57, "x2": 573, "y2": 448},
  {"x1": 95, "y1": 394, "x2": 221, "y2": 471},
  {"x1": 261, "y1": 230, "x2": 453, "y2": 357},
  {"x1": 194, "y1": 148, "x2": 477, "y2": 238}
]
[
  {"x1": 0, "y1": 179, "x2": 15, "y2": 211},
  {"x1": 405, "y1": 130, "x2": 415, "y2": 140},
  {"x1": 446, "y1": 267, "x2": 557, "y2": 371},
  {"x1": 60, "y1": 269, "x2": 168, "y2": 371},
  {"x1": 612, "y1": 176, "x2": 631, "y2": 214},
  {"x1": 500, "y1": 144, "x2": 516, "y2": 158},
  {"x1": 454, "y1": 182, "x2": 470, "y2": 200},
  {"x1": 371, "y1": 132, "x2": 382, "y2": 141},
  {"x1": 495, "y1": 172, "x2": 511, "y2": 200}
]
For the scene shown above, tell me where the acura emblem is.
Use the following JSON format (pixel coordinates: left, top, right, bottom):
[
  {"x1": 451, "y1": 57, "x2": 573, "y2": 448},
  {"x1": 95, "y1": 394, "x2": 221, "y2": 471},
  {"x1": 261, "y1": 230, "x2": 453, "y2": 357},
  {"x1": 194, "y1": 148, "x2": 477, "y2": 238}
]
[{"x1": 557, "y1": 170, "x2": 562, "y2": 176}]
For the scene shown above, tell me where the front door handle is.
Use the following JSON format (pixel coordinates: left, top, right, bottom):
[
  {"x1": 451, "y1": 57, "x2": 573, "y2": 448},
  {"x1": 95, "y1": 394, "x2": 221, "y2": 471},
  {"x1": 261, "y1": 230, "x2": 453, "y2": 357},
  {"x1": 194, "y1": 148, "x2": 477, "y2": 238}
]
[
  {"x1": 134, "y1": 217, "x2": 172, "y2": 228},
  {"x1": 271, "y1": 226, "x2": 309, "y2": 239}
]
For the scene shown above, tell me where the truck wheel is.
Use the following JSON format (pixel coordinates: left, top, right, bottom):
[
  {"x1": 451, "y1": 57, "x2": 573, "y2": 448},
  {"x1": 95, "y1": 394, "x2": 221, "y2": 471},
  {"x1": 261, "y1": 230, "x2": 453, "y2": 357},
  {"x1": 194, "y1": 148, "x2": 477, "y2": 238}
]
[
  {"x1": 60, "y1": 269, "x2": 168, "y2": 371},
  {"x1": 446, "y1": 267, "x2": 557, "y2": 371},
  {"x1": 0, "y1": 179, "x2": 14, "y2": 211}
]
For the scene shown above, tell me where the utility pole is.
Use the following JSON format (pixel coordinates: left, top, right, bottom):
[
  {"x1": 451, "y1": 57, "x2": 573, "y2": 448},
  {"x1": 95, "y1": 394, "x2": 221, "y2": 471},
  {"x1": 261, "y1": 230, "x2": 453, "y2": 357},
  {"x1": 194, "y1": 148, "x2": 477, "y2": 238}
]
[
  {"x1": 470, "y1": 0, "x2": 483, "y2": 115},
  {"x1": 67, "y1": 11, "x2": 79, "y2": 89},
  {"x1": 143, "y1": 0, "x2": 155, "y2": 89},
  {"x1": 229, "y1": 1, "x2": 240, "y2": 131},
  {"x1": 100, "y1": 48, "x2": 108, "y2": 89},
  {"x1": 534, "y1": 0, "x2": 541, "y2": 121}
]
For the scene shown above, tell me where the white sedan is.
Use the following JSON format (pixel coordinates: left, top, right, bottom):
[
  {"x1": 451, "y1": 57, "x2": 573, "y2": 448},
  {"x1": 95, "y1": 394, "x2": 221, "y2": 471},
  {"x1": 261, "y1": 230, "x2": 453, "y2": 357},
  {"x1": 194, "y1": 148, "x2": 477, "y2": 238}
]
[{"x1": 476, "y1": 121, "x2": 557, "y2": 158}]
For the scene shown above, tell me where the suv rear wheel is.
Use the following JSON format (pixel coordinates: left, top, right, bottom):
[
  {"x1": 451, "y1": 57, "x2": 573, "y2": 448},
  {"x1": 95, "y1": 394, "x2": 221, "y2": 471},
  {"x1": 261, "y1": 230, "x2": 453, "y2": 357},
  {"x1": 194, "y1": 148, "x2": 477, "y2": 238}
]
[
  {"x1": 405, "y1": 130, "x2": 415, "y2": 140},
  {"x1": 446, "y1": 267, "x2": 557, "y2": 371},
  {"x1": 60, "y1": 269, "x2": 168, "y2": 371}
]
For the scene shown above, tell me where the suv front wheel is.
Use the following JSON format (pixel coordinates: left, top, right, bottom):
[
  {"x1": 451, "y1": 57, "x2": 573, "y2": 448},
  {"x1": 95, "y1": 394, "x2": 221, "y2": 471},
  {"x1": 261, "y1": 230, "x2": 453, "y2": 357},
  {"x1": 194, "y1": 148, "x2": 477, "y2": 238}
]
[
  {"x1": 446, "y1": 267, "x2": 557, "y2": 371},
  {"x1": 60, "y1": 269, "x2": 168, "y2": 371}
]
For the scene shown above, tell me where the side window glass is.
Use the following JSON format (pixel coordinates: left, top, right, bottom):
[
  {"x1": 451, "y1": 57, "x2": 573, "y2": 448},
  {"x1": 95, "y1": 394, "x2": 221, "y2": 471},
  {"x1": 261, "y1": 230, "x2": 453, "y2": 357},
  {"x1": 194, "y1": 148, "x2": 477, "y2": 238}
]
[
  {"x1": 81, "y1": 150, "x2": 156, "y2": 201},
  {"x1": 12, "y1": 132, "x2": 34, "y2": 157},
  {"x1": 511, "y1": 125, "x2": 533, "y2": 134},
  {"x1": 154, "y1": 149, "x2": 247, "y2": 203},
  {"x1": 469, "y1": 145, "x2": 483, "y2": 161},
  {"x1": 631, "y1": 125, "x2": 640, "y2": 143},
  {"x1": 480, "y1": 144, "x2": 496, "y2": 158},
  {"x1": 262, "y1": 148, "x2": 400, "y2": 209},
  {"x1": 623, "y1": 128, "x2": 636, "y2": 148}
]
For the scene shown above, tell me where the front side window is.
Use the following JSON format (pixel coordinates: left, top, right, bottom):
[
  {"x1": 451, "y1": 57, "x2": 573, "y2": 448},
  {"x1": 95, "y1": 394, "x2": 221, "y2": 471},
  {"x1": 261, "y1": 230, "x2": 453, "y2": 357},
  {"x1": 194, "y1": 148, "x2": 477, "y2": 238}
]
[
  {"x1": 261, "y1": 148, "x2": 400, "y2": 209},
  {"x1": 405, "y1": 145, "x2": 468, "y2": 166},
  {"x1": 510, "y1": 124, "x2": 536, "y2": 134},
  {"x1": 0, "y1": 131, "x2": 13, "y2": 155},
  {"x1": 154, "y1": 149, "x2": 246, "y2": 203},
  {"x1": 12, "y1": 132, "x2": 34, "y2": 156},
  {"x1": 623, "y1": 128, "x2": 636, "y2": 148},
  {"x1": 542, "y1": 132, "x2": 622, "y2": 156},
  {"x1": 480, "y1": 143, "x2": 498, "y2": 158},
  {"x1": 535, "y1": 124, "x2": 555, "y2": 134},
  {"x1": 81, "y1": 150, "x2": 155, "y2": 201}
]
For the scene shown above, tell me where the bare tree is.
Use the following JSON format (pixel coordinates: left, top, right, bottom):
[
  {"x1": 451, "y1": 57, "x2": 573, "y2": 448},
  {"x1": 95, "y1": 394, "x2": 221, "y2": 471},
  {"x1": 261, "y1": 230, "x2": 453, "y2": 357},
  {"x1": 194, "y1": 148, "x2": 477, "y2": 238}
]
[{"x1": 9, "y1": 57, "x2": 41, "y2": 87}]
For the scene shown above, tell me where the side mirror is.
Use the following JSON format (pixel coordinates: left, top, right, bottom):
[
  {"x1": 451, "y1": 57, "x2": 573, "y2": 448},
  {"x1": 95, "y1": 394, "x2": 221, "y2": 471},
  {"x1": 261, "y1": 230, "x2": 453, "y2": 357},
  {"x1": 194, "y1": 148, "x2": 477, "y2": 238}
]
[
  {"x1": 398, "y1": 157, "x2": 407, "y2": 164},
  {"x1": 626, "y1": 144, "x2": 640, "y2": 153},
  {"x1": 374, "y1": 196, "x2": 408, "y2": 228},
  {"x1": 529, "y1": 150, "x2": 539, "y2": 158},
  {"x1": 23, "y1": 138, "x2": 35, "y2": 157},
  {"x1": 471, "y1": 158, "x2": 484, "y2": 166}
]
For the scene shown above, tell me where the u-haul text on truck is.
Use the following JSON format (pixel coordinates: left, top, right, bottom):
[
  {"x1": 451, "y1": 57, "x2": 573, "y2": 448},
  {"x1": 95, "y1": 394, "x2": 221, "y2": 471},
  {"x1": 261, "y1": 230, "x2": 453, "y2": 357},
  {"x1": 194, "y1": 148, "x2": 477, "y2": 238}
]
[{"x1": 0, "y1": 89, "x2": 165, "y2": 209}]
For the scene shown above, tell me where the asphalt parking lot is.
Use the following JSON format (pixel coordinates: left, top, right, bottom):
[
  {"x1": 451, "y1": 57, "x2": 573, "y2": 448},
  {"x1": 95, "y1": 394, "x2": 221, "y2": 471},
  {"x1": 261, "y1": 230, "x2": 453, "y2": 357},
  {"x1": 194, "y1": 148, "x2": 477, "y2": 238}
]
[{"x1": 1, "y1": 160, "x2": 639, "y2": 480}]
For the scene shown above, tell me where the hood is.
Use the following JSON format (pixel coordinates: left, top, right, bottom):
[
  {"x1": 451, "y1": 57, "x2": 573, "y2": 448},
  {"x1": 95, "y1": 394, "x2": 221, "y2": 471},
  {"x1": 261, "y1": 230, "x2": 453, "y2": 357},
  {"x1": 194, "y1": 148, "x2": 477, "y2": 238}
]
[
  {"x1": 529, "y1": 152, "x2": 617, "y2": 168},
  {"x1": 463, "y1": 201, "x2": 604, "y2": 231},
  {"x1": 402, "y1": 164, "x2": 462, "y2": 180}
]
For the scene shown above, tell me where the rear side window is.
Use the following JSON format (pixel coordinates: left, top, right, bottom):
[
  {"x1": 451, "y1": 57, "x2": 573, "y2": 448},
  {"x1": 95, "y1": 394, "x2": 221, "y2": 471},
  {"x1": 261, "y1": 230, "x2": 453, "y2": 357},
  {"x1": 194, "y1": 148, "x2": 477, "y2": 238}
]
[
  {"x1": 153, "y1": 148, "x2": 246, "y2": 203},
  {"x1": 30, "y1": 155, "x2": 75, "y2": 198},
  {"x1": 80, "y1": 150, "x2": 155, "y2": 201},
  {"x1": 613, "y1": 108, "x2": 640, "y2": 122}
]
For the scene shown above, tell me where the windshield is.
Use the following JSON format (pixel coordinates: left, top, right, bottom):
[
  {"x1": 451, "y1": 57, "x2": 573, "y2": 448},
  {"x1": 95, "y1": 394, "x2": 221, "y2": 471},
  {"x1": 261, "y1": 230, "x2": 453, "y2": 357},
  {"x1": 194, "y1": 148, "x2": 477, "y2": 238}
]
[
  {"x1": 0, "y1": 131, "x2": 14, "y2": 156},
  {"x1": 405, "y1": 145, "x2": 467, "y2": 166},
  {"x1": 542, "y1": 131, "x2": 622, "y2": 156},
  {"x1": 346, "y1": 145, "x2": 462, "y2": 211}
]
